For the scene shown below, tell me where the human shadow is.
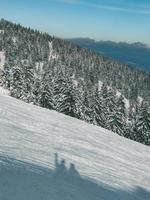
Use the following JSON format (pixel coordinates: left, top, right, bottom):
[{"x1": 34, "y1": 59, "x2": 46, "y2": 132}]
[
  {"x1": 54, "y1": 153, "x2": 80, "y2": 178},
  {"x1": 0, "y1": 154, "x2": 149, "y2": 200}
]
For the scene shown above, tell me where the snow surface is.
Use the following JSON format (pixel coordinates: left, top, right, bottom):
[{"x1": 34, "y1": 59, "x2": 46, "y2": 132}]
[
  {"x1": 48, "y1": 41, "x2": 59, "y2": 61},
  {"x1": 0, "y1": 95, "x2": 150, "y2": 200},
  {"x1": 35, "y1": 61, "x2": 44, "y2": 73},
  {"x1": 98, "y1": 80, "x2": 103, "y2": 91},
  {"x1": 0, "y1": 30, "x2": 4, "y2": 34},
  {"x1": 116, "y1": 90, "x2": 130, "y2": 109},
  {"x1": 0, "y1": 51, "x2": 5, "y2": 70},
  {"x1": 0, "y1": 86, "x2": 10, "y2": 96},
  {"x1": 12, "y1": 36, "x2": 17, "y2": 43},
  {"x1": 138, "y1": 96, "x2": 143, "y2": 104}
]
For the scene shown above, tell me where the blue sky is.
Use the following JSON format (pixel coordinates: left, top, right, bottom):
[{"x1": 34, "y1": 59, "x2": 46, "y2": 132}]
[{"x1": 0, "y1": 0, "x2": 150, "y2": 44}]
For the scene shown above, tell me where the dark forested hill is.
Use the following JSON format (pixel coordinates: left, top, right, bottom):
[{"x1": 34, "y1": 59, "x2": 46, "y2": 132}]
[
  {"x1": 0, "y1": 19, "x2": 149, "y2": 145},
  {"x1": 67, "y1": 38, "x2": 150, "y2": 72}
]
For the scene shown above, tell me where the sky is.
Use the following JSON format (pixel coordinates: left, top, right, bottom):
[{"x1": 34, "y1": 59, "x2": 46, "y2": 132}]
[{"x1": 0, "y1": 0, "x2": 150, "y2": 44}]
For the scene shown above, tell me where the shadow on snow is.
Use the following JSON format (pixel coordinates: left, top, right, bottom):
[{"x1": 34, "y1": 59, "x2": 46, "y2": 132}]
[{"x1": 0, "y1": 154, "x2": 149, "y2": 200}]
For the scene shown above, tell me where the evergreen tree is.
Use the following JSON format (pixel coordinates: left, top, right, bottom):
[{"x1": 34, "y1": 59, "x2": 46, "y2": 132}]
[
  {"x1": 53, "y1": 73, "x2": 78, "y2": 117},
  {"x1": 134, "y1": 101, "x2": 150, "y2": 145},
  {"x1": 91, "y1": 86, "x2": 106, "y2": 127},
  {"x1": 9, "y1": 63, "x2": 24, "y2": 99},
  {"x1": 38, "y1": 71, "x2": 54, "y2": 109},
  {"x1": 106, "y1": 92, "x2": 126, "y2": 136}
]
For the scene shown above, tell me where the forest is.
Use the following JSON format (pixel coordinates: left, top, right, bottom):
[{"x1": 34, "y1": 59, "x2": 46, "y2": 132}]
[{"x1": 0, "y1": 19, "x2": 149, "y2": 145}]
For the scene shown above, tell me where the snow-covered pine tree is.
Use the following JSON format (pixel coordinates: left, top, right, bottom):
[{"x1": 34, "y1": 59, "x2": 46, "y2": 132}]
[
  {"x1": 114, "y1": 95, "x2": 127, "y2": 136},
  {"x1": 32, "y1": 77, "x2": 41, "y2": 105},
  {"x1": 134, "y1": 101, "x2": 150, "y2": 145},
  {"x1": 38, "y1": 70, "x2": 54, "y2": 109},
  {"x1": 9, "y1": 62, "x2": 24, "y2": 99},
  {"x1": 22, "y1": 61, "x2": 34, "y2": 102},
  {"x1": 91, "y1": 86, "x2": 106, "y2": 128},
  {"x1": 53, "y1": 71, "x2": 78, "y2": 118},
  {"x1": 106, "y1": 89, "x2": 126, "y2": 136},
  {"x1": 79, "y1": 84, "x2": 94, "y2": 124},
  {"x1": 0, "y1": 60, "x2": 11, "y2": 88}
]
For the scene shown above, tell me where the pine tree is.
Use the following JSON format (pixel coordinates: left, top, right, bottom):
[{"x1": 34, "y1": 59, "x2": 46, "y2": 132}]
[
  {"x1": 38, "y1": 71, "x2": 54, "y2": 109},
  {"x1": 53, "y1": 73, "x2": 78, "y2": 118},
  {"x1": 106, "y1": 91, "x2": 126, "y2": 136},
  {"x1": 81, "y1": 90, "x2": 93, "y2": 123},
  {"x1": 22, "y1": 61, "x2": 34, "y2": 102},
  {"x1": 9, "y1": 63, "x2": 24, "y2": 99},
  {"x1": 134, "y1": 101, "x2": 150, "y2": 145},
  {"x1": 91, "y1": 86, "x2": 106, "y2": 127}
]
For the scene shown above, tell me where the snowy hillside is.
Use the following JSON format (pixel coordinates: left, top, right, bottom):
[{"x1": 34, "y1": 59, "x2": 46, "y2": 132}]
[
  {"x1": 0, "y1": 94, "x2": 150, "y2": 200},
  {"x1": 1, "y1": 19, "x2": 150, "y2": 146}
]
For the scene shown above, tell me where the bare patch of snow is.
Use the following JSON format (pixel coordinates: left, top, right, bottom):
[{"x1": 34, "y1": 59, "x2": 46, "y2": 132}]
[
  {"x1": 138, "y1": 96, "x2": 143, "y2": 104},
  {"x1": 72, "y1": 74, "x2": 78, "y2": 86},
  {"x1": 124, "y1": 98, "x2": 130, "y2": 110},
  {"x1": 116, "y1": 90, "x2": 122, "y2": 97},
  {"x1": 116, "y1": 90, "x2": 130, "y2": 110},
  {"x1": 48, "y1": 41, "x2": 59, "y2": 61},
  {"x1": 73, "y1": 79, "x2": 78, "y2": 86},
  {"x1": 0, "y1": 51, "x2": 5, "y2": 70},
  {"x1": 12, "y1": 36, "x2": 17, "y2": 43},
  {"x1": 0, "y1": 86, "x2": 10, "y2": 96},
  {"x1": 98, "y1": 80, "x2": 103, "y2": 91},
  {"x1": 0, "y1": 30, "x2": 4, "y2": 34},
  {"x1": 35, "y1": 62, "x2": 44, "y2": 72},
  {"x1": 21, "y1": 59, "x2": 29, "y2": 65}
]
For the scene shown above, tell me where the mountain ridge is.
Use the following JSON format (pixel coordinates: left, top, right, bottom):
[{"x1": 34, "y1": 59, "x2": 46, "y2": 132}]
[
  {"x1": 67, "y1": 38, "x2": 150, "y2": 72},
  {"x1": 67, "y1": 38, "x2": 149, "y2": 49}
]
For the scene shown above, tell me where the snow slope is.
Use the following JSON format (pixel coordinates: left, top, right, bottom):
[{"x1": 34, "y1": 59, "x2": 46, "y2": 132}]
[{"x1": 0, "y1": 94, "x2": 150, "y2": 200}]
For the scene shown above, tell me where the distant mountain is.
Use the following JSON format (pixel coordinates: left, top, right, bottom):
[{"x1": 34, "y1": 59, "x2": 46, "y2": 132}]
[
  {"x1": 67, "y1": 38, "x2": 150, "y2": 72},
  {"x1": 0, "y1": 19, "x2": 150, "y2": 145}
]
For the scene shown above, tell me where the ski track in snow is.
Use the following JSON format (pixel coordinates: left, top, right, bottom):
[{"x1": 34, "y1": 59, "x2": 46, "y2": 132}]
[{"x1": 0, "y1": 94, "x2": 150, "y2": 199}]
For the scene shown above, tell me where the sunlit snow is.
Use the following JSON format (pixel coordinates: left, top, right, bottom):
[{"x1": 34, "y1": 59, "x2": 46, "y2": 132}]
[{"x1": 0, "y1": 95, "x2": 149, "y2": 199}]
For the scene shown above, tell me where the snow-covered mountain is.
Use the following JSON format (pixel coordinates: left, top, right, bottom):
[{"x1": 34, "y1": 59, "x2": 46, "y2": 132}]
[
  {"x1": 0, "y1": 93, "x2": 150, "y2": 200},
  {"x1": 0, "y1": 19, "x2": 150, "y2": 146}
]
